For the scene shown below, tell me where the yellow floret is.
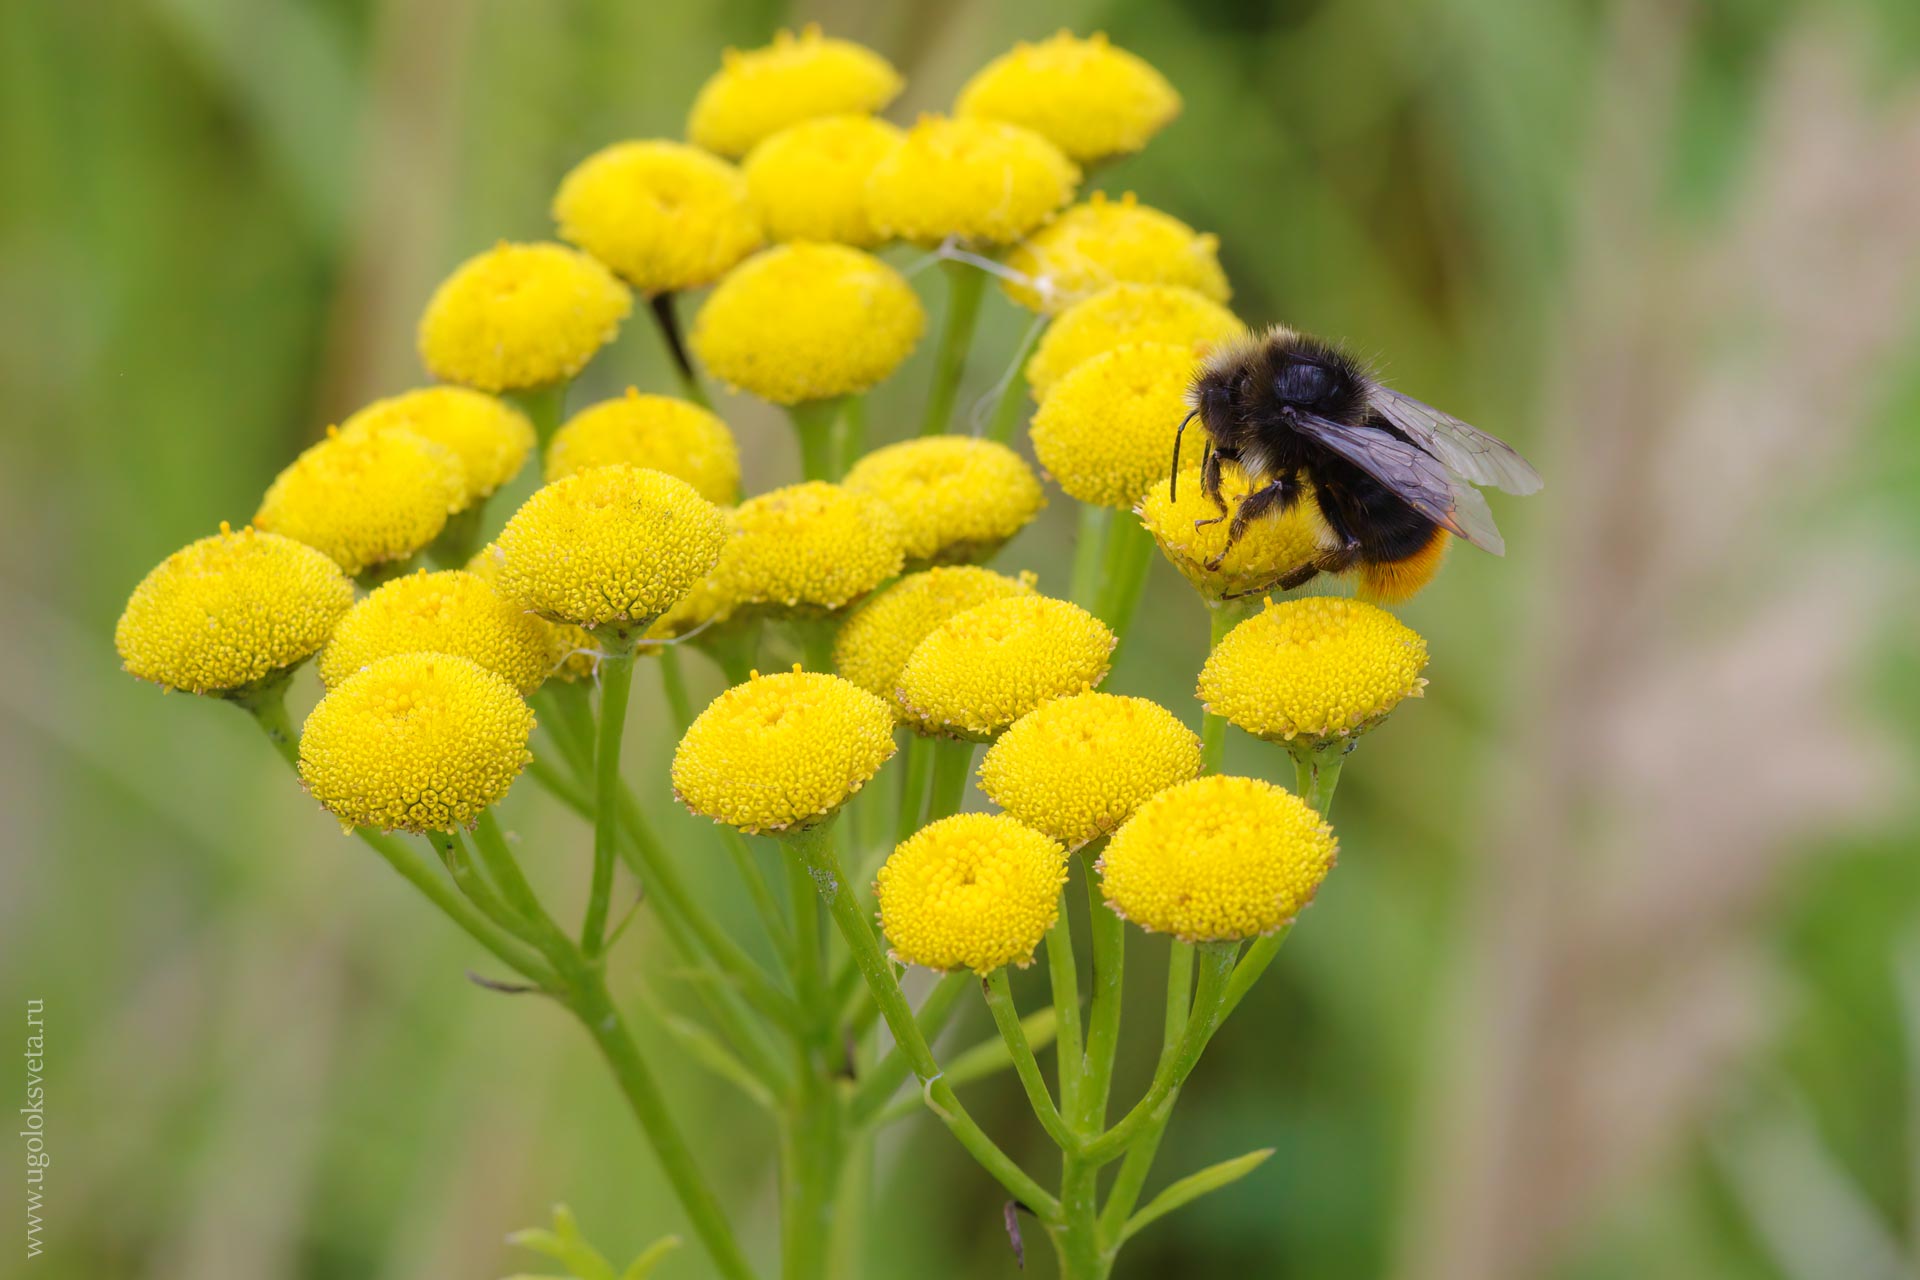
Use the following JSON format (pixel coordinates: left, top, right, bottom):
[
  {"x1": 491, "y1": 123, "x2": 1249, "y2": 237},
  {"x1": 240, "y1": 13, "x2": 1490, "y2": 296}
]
[
  {"x1": 1139, "y1": 462, "x2": 1330, "y2": 601},
  {"x1": 339, "y1": 386, "x2": 535, "y2": 503},
  {"x1": 116, "y1": 524, "x2": 354, "y2": 695},
  {"x1": 1198, "y1": 597, "x2": 1428, "y2": 744},
  {"x1": 979, "y1": 691, "x2": 1201, "y2": 849},
  {"x1": 299, "y1": 653, "x2": 535, "y2": 834},
  {"x1": 1027, "y1": 283, "x2": 1242, "y2": 398},
  {"x1": 896, "y1": 595, "x2": 1115, "y2": 739},
  {"x1": 494, "y1": 466, "x2": 729, "y2": 632},
  {"x1": 1003, "y1": 192, "x2": 1227, "y2": 313},
  {"x1": 876, "y1": 812, "x2": 1068, "y2": 973},
  {"x1": 714, "y1": 481, "x2": 905, "y2": 614},
  {"x1": 834, "y1": 566, "x2": 1036, "y2": 716},
  {"x1": 254, "y1": 428, "x2": 465, "y2": 577},
  {"x1": 317, "y1": 570, "x2": 557, "y2": 696},
  {"x1": 467, "y1": 543, "x2": 597, "y2": 683},
  {"x1": 743, "y1": 114, "x2": 903, "y2": 247},
  {"x1": 553, "y1": 141, "x2": 763, "y2": 294},
  {"x1": 843, "y1": 437, "x2": 1045, "y2": 565},
  {"x1": 417, "y1": 241, "x2": 632, "y2": 393},
  {"x1": 691, "y1": 244, "x2": 925, "y2": 405},
  {"x1": 1099, "y1": 775, "x2": 1336, "y2": 941},
  {"x1": 956, "y1": 31, "x2": 1181, "y2": 164},
  {"x1": 688, "y1": 25, "x2": 904, "y2": 158},
  {"x1": 1030, "y1": 341, "x2": 1196, "y2": 509},
  {"x1": 671, "y1": 667, "x2": 897, "y2": 833},
  {"x1": 866, "y1": 115, "x2": 1080, "y2": 247},
  {"x1": 546, "y1": 388, "x2": 741, "y2": 505}
]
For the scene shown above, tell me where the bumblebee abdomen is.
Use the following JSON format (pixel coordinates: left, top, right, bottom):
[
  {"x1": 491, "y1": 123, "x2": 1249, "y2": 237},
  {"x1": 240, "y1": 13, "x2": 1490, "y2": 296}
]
[{"x1": 1356, "y1": 526, "x2": 1449, "y2": 603}]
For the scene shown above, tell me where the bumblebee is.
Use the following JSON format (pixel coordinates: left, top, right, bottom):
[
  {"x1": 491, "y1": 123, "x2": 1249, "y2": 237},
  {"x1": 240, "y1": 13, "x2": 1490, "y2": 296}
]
[{"x1": 1172, "y1": 326, "x2": 1542, "y2": 601}]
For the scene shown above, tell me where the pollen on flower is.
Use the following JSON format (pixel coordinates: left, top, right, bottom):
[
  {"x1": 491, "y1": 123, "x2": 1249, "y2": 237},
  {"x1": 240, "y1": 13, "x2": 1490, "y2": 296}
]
[
  {"x1": 553, "y1": 141, "x2": 763, "y2": 295},
  {"x1": 1027, "y1": 283, "x2": 1242, "y2": 399},
  {"x1": 688, "y1": 25, "x2": 904, "y2": 158},
  {"x1": 743, "y1": 115, "x2": 903, "y2": 247},
  {"x1": 691, "y1": 244, "x2": 925, "y2": 405},
  {"x1": 546, "y1": 388, "x2": 741, "y2": 505},
  {"x1": 1139, "y1": 462, "x2": 1330, "y2": 601},
  {"x1": 876, "y1": 813, "x2": 1067, "y2": 974},
  {"x1": 1030, "y1": 341, "x2": 1197, "y2": 510},
  {"x1": 979, "y1": 691, "x2": 1201, "y2": 849},
  {"x1": 671, "y1": 667, "x2": 897, "y2": 833},
  {"x1": 254, "y1": 428, "x2": 465, "y2": 577},
  {"x1": 1099, "y1": 775, "x2": 1336, "y2": 941},
  {"x1": 896, "y1": 595, "x2": 1115, "y2": 740},
  {"x1": 298, "y1": 653, "x2": 535, "y2": 834},
  {"x1": 1198, "y1": 596, "x2": 1429, "y2": 744},
  {"x1": 834, "y1": 566, "x2": 1036, "y2": 716},
  {"x1": 467, "y1": 543, "x2": 597, "y2": 682},
  {"x1": 1003, "y1": 192, "x2": 1227, "y2": 313},
  {"x1": 956, "y1": 31, "x2": 1181, "y2": 164},
  {"x1": 116, "y1": 525, "x2": 354, "y2": 695},
  {"x1": 714, "y1": 481, "x2": 905, "y2": 614},
  {"x1": 417, "y1": 241, "x2": 631, "y2": 393},
  {"x1": 339, "y1": 386, "x2": 535, "y2": 504},
  {"x1": 843, "y1": 437, "x2": 1045, "y2": 566},
  {"x1": 317, "y1": 570, "x2": 557, "y2": 696},
  {"x1": 866, "y1": 115, "x2": 1080, "y2": 247}
]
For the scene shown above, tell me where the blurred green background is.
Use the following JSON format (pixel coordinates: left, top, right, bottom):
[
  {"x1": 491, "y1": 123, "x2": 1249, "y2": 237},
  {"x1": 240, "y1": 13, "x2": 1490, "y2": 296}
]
[{"x1": 6, "y1": 0, "x2": 1920, "y2": 1277}]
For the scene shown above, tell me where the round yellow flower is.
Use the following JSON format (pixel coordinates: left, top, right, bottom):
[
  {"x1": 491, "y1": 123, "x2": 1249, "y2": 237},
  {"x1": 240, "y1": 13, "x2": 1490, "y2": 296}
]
[
  {"x1": 834, "y1": 566, "x2": 1036, "y2": 714},
  {"x1": 866, "y1": 115, "x2": 1080, "y2": 247},
  {"x1": 546, "y1": 388, "x2": 740, "y2": 504},
  {"x1": 688, "y1": 25, "x2": 903, "y2": 158},
  {"x1": 979, "y1": 691, "x2": 1201, "y2": 849},
  {"x1": 743, "y1": 114, "x2": 903, "y2": 247},
  {"x1": 843, "y1": 437, "x2": 1045, "y2": 565},
  {"x1": 116, "y1": 524, "x2": 354, "y2": 695},
  {"x1": 1099, "y1": 775, "x2": 1336, "y2": 941},
  {"x1": 671, "y1": 667, "x2": 897, "y2": 833},
  {"x1": 317, "y1": 570, "x2": 557, "y2": 696},
  {"x1": 1030, "y1": 341, "x2": 1195, "y2": 509},
  {"x1": 467, "y1": 543, "x2": 596, "y2": 683},
  {"x1": 714, "y1": 481, "x2": 904, "y2": 614},
  {"x1": 876, "y1": 813, "x2": 1067, "y2": 974},
  {"x1": 417, "y1": 241, "x2": 631, "y2": 393},
  {"x1": 956, "y1": 31, "x2": 1180, "y2": 164},
  {"x1": 1003, "y1": 192, "x2": 1227, "y2": 313},
  {"x1": 494, "y1": 465, "x2": 729, "y2": 632},
  {"x1": 553, "y1": 141, "x2": 762, "y2": 294},
  {"x1": 691, "y1": 244, "x2": 925, "y2": 405},
  {"x1": 254, "y1": 428, "x2": 465, "y2": 576},
  {"x1": 299, "y1": 653, "x2": 535, "y2": 834},
  {"x1": 1198, "y1": 597, "x2": 1428, "y2": 744},
  {"x1": 339, "y1": 386, "x2": 535, "y2": 503},
  {"x1": 896, "y1": 595, "x2": 1115, "y2": 740},
  {"x1": 1027, "y1": 283, "x2": 1242, "y2": 399},
  {"x1": 1139, "y1": 462, "x2": 1329, "y2": 601}
]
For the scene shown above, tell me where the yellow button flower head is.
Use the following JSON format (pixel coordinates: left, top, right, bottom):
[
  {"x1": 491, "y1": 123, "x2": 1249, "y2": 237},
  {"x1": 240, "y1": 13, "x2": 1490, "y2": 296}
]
[
  {"x1": 866, "y1": 116, "x2": 1080, "y2": 247},
  {"x1": 1198, "y1": 597, "x2": 1428, "y2": 744},
  {"x1": 317, "y1": 570, "x2": 556, "y2": 696},
  {"x1": 339, "y1": 386, "x2": 535, "y2": 504},
  {"x1": 546, "y1": 388, "x2": 741, "y2": 505},
  {"x1": 979, "y1": 691, "x2": 1202, "y2": 849},
  {"x1": 896, "y1": 595, "x2": 1115, "y2": 740},
  {"x1": 743, "y1": 114, "x2": 903, "y2": 247},
  {"x1": 417, "y1": 241, "x2": 631, "y2": 393},
  {"x1": 467, "y1": 543, "x2": 595, "y2": 683},
  {"x1": 494, "y1": 465, "x2": 729, "y2": 633},
  {"x1": 553, "y1": 141, "x2": 763, "y2": 295},
  {"x1": 116, "y1": 524, "x2": 354, "y2": 695},
  {"x1": 715, "y1": 481, "x2": 905, "y2": 614},
  {"x1": 1099, "y1": 775, "x2": 1336, "y2": 941},
  {"x1": 956, "y1": 31, "x2": 1181, "y2": 164},
  {"x1": 1027, "y1": 283, "x2": 1242, "y2": 399},
  {"x1": 691, "y1": 244, "x2": 925, "y2": 405},
  {"x1": 1139, "y1": 463, "x2": 1329, "y2": 601},
  {"x1": 672, "y1": 667, "x2": 897, "y2": 834},
  {"x1": 688, "y1": 25, "x2": 904, "y2": 159},
  {"x1": 876, "y1": 813, "x2": 1068, "y2": 974},
  {"x1": 299, "y1": 653, "x2": 535, "y2": 834},
  {"x1": 254, "y1": 428, "x2": 465, "y2": 576},
  {"x1": 844, "y1": 437, "x2": 1045, "y2": 566},
  {"x1": 834, "y1": 567, "x2": 1036, "y2": 715},
  {"x1": 1030, "y1": 341, "x2": 1196, "y2": 510},
  {"x1": 1003, "y1": 192, "x2": 1227, "y2": 313}
]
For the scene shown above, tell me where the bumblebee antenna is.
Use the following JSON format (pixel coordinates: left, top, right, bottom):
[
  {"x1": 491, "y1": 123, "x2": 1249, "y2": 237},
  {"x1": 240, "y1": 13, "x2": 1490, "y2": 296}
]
[{"x1": 1170, "y1": 409, "x2": 1198, "y2": 500}]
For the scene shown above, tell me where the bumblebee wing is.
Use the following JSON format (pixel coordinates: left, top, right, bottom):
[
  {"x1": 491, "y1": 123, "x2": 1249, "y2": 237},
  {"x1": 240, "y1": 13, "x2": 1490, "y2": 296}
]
[
  {"x1": 1366, "y1": 386, "x2": 1544, "y2": 495},
  {"x1": 1292, "y1": 411, "x2": 1507, "y2": 555}
]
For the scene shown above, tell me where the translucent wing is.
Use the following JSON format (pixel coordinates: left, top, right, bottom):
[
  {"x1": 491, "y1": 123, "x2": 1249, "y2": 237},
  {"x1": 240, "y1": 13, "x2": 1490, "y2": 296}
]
[
  {"x1": 1291, "y1": 411, "x2": 1508, "y2": 555},
  {"x1": 1366, "y1": 386, "x2": 1543, "y2": 495}
]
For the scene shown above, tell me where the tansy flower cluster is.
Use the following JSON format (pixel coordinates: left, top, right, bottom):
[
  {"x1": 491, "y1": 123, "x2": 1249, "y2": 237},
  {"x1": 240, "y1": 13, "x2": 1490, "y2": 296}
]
[{"x1": 1199, "y1": 597, "x2": 1429, "y2": 744}]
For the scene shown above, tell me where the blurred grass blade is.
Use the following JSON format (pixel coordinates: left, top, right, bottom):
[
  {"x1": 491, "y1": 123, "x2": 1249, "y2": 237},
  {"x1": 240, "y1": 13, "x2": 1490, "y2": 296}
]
[
  {"x1": 1118, "y1": 1148, "x2": 1275, "y2": 1247},
  {"x1": 631, "y1": 983, "x2": 777, "y2": 1112},
  {"x1": 620, "y1": 1235, "x2": 682, "y2": 1280}
]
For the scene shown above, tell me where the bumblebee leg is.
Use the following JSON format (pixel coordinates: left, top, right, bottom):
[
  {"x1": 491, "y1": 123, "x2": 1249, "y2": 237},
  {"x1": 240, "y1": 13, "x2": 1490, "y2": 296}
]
[
  {"x1": 1204, "y1": 475, "x2": 1294, "y2": 570},
  {"x1": 1193, "y1": 445, "x2": 1232, "y2": 529}
]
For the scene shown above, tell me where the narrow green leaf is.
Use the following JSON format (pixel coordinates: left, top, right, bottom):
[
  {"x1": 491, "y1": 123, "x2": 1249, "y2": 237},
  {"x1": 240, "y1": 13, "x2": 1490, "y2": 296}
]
[
  {"x1": 620, "y1": 1235, "x2": 683, "y2": 1280},
  {"x1": 630, "y1": 985, "x2": 777, "y2": 1111},
  {"x1": 1119, "y1": 1148, "x2": 1275, "y2": 1246}
]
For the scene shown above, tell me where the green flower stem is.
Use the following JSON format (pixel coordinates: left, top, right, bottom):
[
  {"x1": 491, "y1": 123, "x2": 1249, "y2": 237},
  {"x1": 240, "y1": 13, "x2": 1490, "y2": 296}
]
[
  {"x1": 1199, "y1": 600, "x2": 1254, "y2": 773},
  {"x1": 781, "y1": 845, "x2": 845, "y2": 1280},
  {"x1": 825, "y1": 1125, "x2": 872, "y2": 1280},
  {"x1": 1219, "y1": 750, "x2": 1342, "y2": 1018},
  {"x1": 789, "y1": 398, "x2": 843, "y2": 482},
  {"x1": 1097, "y1": 941, "x2": 1194, "y2": 1238},
  {"x1": 925, "y1": 737, "x2": 975, "y2": 822},
  {"x1": 647, "y1": 291, "x2": 712, "y2": 409},
  {"x1": 583, "y1": 644, "x2": 637, "y2": 955},
  {"x1": 848, "y1": 970, "x2": 969, "y2": 1123},
  {"x1": 1093, "y1": 515, "x2": 1156, "y2": 640},
  {"x1": 983, "y1": 318, "x2": 1044, "y2": 444},
  {"x1": 238, "y1": 680, "x2": 300, "y2": 765},
  {"x1": 536, "y1": 680, "x2": 597, "y2": 780},
  {"x1": 427, "y1": 499, "x2": 489, "y2": 569},
  {"x1": 786, "y1": 857, "x2": 833, "y2": 1039},
  {"x1": 658, "y1": 647, "x2": 696, "y2": 737},
  {"x1": 427, "y1": 829, "x2": 534, "y2": 939},
  {"x1": 1078, "y1": 845, "x2": 1125, "y2": 1129},
  {"x1": 983, "y1": 969, "x2": 1074, "y2": 1148},
  {"x1": 895, "y1": 733, "x2": 934, "y2": 843},
  {"x1": 1046, "y1": 898, "x2": 1086, "y2": 1122},
  {"x1": 921, "y1": 258, "x2": 988, "y2": 436},
  {"x1": 721, "y1": 826, "x2": 794, "y2": 963},
  {"x1": 1053, "y1": 1153, "x2": 1110, "y2": 1280},
  {"x1": 469, "y1": 812, "x2": 576, "y2": 956},
  {"x1": 836, "y1": 393, "x2": 868, "y2": 475},
  {"x1": 506, "y1": 379, "x2": 569, "y2": 447},
  {"x1": 1068, "y1": 505, "x2": 1113, "y2": 610}
]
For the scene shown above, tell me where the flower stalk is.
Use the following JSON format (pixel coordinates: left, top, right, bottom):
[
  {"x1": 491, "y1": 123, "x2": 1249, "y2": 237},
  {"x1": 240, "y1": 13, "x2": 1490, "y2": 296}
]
[{"x1": 920, "y1": 258, "x2": 988, "y2": 435}]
